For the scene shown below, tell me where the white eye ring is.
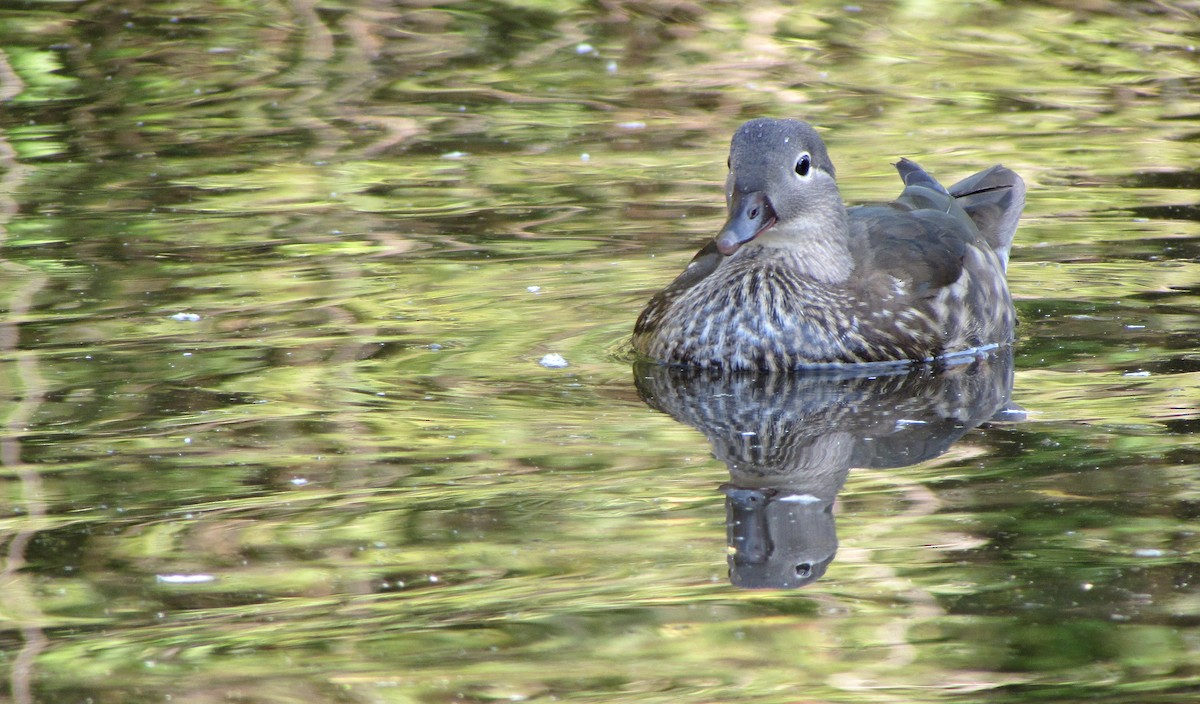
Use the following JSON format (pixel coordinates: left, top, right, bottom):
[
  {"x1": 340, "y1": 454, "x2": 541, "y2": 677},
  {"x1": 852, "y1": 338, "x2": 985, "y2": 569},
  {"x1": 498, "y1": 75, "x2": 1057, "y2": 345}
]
[{"x1": 795, "y1": 153, "x2": 812, "y2": 178}]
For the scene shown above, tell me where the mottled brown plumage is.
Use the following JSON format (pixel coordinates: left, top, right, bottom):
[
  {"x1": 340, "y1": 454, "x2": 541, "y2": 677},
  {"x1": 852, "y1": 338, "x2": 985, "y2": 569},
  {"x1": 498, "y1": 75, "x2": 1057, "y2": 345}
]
[{"x1": 633, "y1": 118, "x2": 1024, "y2": 371}]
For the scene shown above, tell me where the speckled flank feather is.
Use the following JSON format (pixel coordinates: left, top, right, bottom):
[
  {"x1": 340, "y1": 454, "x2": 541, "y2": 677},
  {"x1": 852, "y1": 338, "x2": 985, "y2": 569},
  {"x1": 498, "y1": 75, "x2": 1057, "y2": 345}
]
[{"x1": 633, "y1": 118, "x2": 1023, "y2": 371}]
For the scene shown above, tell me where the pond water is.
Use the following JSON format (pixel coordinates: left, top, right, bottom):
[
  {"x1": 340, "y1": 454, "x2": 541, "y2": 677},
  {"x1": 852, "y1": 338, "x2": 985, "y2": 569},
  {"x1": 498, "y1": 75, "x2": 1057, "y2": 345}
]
[{"x1": 0, "y1": 1, "x2": 1198, "y2": 702}]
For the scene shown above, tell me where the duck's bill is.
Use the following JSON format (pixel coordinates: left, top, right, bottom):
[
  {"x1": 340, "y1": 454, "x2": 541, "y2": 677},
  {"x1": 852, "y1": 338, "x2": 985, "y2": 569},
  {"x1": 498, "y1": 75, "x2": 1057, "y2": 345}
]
[{"x1": 716, "y1": 191, "x2": 776, "y2": 256}]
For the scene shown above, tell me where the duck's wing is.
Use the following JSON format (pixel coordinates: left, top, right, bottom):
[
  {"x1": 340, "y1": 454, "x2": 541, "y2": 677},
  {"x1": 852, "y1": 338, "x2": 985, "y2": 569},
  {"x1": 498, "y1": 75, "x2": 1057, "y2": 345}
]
[
  {"x1": 895, "y1": 157, "x2": 949, "y2": 194},
  {"x1": 848, "y1": 160, "x2": 974, "y2": 297},
  {"x1": 633, "y1": 239, "x2": 724, "y2": 337},
  {"x1": 849, "y1": 205, "x2": 969, "y2": 298},
  {"x1": 662, "y1": 239, "x2": 724, "y2": 295},
  {"x1": 948, "y1": 165, "x2": 1025, "y2": 271}
]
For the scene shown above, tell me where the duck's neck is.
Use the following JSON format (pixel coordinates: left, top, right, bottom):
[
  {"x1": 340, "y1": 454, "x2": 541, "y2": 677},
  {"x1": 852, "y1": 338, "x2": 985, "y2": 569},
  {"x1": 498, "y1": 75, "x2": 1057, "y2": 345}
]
[{"x1": 742, "y1": 209, "x2": 854, "y2": 284}]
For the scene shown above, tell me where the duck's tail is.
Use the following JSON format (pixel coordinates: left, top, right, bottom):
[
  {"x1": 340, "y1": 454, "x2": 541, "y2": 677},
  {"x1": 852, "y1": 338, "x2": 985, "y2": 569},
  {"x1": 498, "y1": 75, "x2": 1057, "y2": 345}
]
[{"x1": 948, "y1": 165, "x2": 1026, "y2": 272}]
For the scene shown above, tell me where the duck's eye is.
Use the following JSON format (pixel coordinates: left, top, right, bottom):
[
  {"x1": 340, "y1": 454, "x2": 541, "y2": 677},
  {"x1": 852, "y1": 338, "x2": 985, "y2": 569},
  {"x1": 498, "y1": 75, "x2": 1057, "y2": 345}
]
[{"x1": 795, "y1": 154, "x2": 811, "y2": 177}]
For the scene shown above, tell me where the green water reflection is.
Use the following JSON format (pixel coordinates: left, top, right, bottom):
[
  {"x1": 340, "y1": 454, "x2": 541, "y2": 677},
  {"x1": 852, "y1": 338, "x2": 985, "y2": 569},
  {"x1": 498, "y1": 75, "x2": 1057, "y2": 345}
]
[{"x1": 0, "y1": 1, "x2": 1198, "y2": 702}]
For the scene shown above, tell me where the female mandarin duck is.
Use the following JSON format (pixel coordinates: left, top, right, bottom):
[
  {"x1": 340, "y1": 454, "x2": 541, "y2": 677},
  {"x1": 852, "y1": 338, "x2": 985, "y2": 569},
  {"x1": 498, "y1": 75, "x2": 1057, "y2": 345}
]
[{"x1": 633, "y1": 118, "x2": 1024, "y2": 371}]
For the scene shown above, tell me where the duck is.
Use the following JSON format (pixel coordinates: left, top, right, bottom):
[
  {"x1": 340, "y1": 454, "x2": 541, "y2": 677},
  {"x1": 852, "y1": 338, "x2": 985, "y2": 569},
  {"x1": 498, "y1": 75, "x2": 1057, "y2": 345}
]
[{"x1": 632, "y1": 118, "x2": 1025, "y2": 371}]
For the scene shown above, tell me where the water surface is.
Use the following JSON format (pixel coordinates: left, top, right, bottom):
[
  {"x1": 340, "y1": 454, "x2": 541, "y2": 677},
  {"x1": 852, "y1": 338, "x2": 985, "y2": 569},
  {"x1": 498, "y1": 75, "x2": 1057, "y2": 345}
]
[{"x1": 0, "y1": 1, "x2": 1198, "y2": 702}]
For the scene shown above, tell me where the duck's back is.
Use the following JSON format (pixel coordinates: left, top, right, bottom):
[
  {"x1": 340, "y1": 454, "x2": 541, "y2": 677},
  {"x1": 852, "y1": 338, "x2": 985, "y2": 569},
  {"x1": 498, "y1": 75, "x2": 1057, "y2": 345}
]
[{"x1": 841, "y1": 160, "x2": 1021, "y2": 364}]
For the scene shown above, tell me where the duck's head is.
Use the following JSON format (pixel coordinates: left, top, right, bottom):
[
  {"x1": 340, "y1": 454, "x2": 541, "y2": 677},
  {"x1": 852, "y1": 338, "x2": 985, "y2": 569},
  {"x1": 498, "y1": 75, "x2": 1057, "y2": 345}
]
[{"x1": 716, "y1": 119, "x2": 841, "y2": 256}]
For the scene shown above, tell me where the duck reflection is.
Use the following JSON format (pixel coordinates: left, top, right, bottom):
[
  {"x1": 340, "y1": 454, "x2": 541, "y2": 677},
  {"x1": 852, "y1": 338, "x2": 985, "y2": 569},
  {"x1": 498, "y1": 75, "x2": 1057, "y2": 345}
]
[{"x1": 634, "y1": 349, "x2": 1018, "y2": 589}]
